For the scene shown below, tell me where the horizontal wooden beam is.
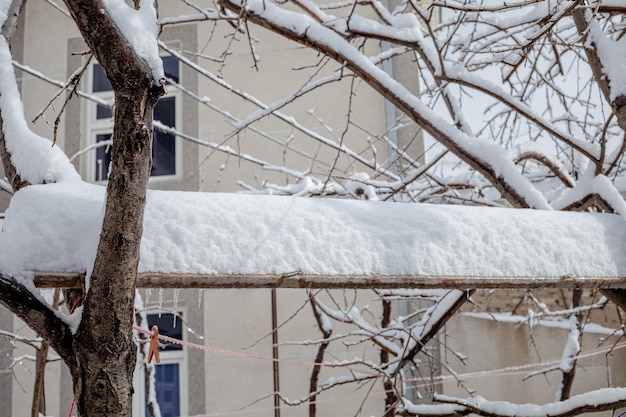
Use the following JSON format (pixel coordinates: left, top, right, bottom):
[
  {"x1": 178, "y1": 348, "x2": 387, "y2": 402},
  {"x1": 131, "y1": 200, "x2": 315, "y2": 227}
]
[{"x1": 32, "y1": 272, "x2": 626, "y2": 289}]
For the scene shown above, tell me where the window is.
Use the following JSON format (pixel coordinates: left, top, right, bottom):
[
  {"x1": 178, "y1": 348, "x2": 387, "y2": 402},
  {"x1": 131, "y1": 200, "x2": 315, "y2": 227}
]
[
  {"x1": 88, "y1": 56, "x2": 180, "y2": 182},
  {"x1": 143, "y1": 313, "x2": 186, "y2": 417},
  {"x1": 147, "y1": 312, "x2": 183, "y2": 352},
  {"x1": 152, "y1": 364, "x2": 180, "y2": 417}
]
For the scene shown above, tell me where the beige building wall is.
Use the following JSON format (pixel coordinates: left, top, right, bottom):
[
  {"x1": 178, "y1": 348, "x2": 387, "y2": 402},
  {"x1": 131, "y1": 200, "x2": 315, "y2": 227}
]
[
  {"x1": 442, "y1": 302, "x2": 626, "y2": 416},
  {"x1": 201, "y1": 288, "x2": 387, "y2": 416},
  {"x1": 191, "y1": 21, "x2": 389, "y2": 191}
]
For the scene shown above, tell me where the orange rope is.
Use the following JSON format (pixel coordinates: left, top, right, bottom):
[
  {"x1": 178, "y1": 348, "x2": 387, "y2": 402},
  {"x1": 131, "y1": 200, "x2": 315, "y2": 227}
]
[
  {"x1": 132, "y1": 325, "x2": 382, "y2": 376},
  {"x1": 67, "y1": 398, "x2": 75, "y2": 417},
  {"x1": 69, "y1": 295, "x2": 83, "y2": 314}
]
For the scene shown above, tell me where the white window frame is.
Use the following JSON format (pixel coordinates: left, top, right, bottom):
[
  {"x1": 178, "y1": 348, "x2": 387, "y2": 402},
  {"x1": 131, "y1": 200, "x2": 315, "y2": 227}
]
[
  {"x1": 84, "y1": 59, "x2": 183, "y2": 184},
  {"x1": 133, "y1": 308, "x2": 189, "y2": 417}
]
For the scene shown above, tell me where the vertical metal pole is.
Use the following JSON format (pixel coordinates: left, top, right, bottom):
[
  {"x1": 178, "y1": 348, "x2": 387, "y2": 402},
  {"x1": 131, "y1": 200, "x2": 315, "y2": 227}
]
[{"x1": 271, "y1": 289, "x2": 281, "y2": 417}]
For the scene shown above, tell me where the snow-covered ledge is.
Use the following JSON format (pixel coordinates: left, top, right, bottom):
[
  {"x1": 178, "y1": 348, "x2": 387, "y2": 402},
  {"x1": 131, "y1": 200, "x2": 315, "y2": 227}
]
[{"x1": 4, "y1": 182, "x2": 626, "y2": 289}]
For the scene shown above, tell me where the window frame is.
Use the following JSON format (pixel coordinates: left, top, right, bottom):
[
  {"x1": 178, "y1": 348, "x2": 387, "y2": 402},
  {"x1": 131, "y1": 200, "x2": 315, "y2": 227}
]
[
  {"x1": 133, "y1": 309, "x2": 189, "y2": 417},
  {"x1": 84, "y1": 58, "x2": 183, "y2": 184}
]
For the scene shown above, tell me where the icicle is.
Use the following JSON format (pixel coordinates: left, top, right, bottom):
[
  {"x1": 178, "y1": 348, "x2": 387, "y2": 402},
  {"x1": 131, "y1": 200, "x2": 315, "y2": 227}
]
[
  {"x1": 197, "y1": 288, "x2": 203, "y2": 309},
  {"x1": 144, "y1": 288, "x2": 152, "y2": 307},
  {"x1": 158, "y1": 288, "x2": 164, "y2": 317},
  {"x1": 172, "y1": 289, "x2": 180, "y2": 327}
]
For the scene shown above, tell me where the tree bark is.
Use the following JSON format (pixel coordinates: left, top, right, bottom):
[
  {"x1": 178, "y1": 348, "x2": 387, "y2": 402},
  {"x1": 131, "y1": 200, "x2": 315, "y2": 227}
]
[
  {"x1": 71, "y1": 85, "x2": 158, "y2": 417},
  {"x1": 557, "y1": 289, "x2": 582, "y2": 401},
  {"x1": 572, "y1": 8, "x2": 626, "y2": 135},
  {"x1": 380, "y1": 299, "x2": 396, "y2": 417},
  {"x1": 31, "y1": 340, "x2": 49, "y2": 417},
  {"x1": 60, "y1": 1, "x2": 164, "y2": 416},
  {"x1": 308, "y1": 294, "x2": 332, "y2": 417}
]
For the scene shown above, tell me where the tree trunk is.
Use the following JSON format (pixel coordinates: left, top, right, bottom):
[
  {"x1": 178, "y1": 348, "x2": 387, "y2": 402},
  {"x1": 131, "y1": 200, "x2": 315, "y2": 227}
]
[
  {"x1": 31, "y1": 341, "x2": 49, "y2": 417},
  {"x1": 60, "y1": 2, "x2": 164, "y2": 415},
  {"x1": 71, "y1": 86, "x2": 160, "y2": 417}
]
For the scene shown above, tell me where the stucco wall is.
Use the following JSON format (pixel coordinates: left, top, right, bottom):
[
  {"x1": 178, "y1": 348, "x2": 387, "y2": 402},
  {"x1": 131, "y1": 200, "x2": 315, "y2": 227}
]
[{"x1": 442, "y1": 302, "x2": 626, "y2": 416}]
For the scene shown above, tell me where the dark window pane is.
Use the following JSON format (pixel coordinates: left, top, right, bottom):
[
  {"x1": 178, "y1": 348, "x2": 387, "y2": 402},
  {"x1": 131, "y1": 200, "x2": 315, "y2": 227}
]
[
  {"x1": 152, "y1": 97, "x2": 176, "y2": 177},
  {"x1": 146, "y1": 363, "x2": 180, "y2": 417},
  {"x1": 155, "y1": 96, "x2": 176, "y2": 129},
  {"x1": 96, "y1": 104, "x2": 112, "y2": 119},
  {"x1": 95, "y1": 133, "x2": 112, "y2": 181},
  {"x1": 92, "y1": 59, "x2": 177, "y2": 180},
  {"x1": 147, "y1": 313, "x2": 183, "y2": 351},
  {"x1": 92, "y1": 64, "x2": 112, "y2": 92},
  {"x1": 152, "y1": 129, "x2": 176, "y2": 177},
  {"x1": 163, "y1": 56, "x2": 179, "y2": 84}
]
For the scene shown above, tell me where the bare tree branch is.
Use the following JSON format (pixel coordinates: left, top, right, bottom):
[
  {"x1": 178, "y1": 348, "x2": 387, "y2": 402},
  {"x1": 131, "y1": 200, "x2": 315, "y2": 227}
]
[
  {"x1": 219, "y1": 0, "x2": 549, "y2": 209},
  {"x1": 0, "y1": 275, "x2": 75, "y2": 372},
  {"x1": 434, "y1": 388, "x2": 626, "y2": 417},
  {"x1": 573, "y1": 7, "x2": 626, "y2": 135},
  {"x1": 308, "y1": 293, "x2": 332, "y2": 417}
]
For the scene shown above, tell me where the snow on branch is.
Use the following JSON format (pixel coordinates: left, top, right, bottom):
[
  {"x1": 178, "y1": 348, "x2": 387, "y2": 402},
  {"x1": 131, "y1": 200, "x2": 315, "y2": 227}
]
[
  {"x1": 434, "y1": 387, "x2": 626, "y2": 417},
  {"x1": 410, "y1": 290, "x2": 470, "y2": 346},
  {"x1": 551, "y1": 170, "x2": 626, "y2": 215},
  {"x1": 219, "y1": 0, "x2": 551, "y2": 209},
  {"x1": 588, "y1": 17, "x2": 626, "y2": 103},
  {"x1": 0, "y1": 328, "x2": 43, "y2": 350},
  {"x1": 573, "y1": 6, "x2": 626, "y2": 134},
  {"x1": 0, "y1": 26, "x2": 79, "y2": 186},
  {"x1": 400, "y1": 399, "x2": 467, "y2": 417},
  {"x1": 102, "y1": 0, "x2": 163, "y2": 83},
  {"x1": 0, "y1": 274, "x2": 76, "y2": 371},
  {"x1": 312, "y1": 298, "x2": 402, "y2": 356}
]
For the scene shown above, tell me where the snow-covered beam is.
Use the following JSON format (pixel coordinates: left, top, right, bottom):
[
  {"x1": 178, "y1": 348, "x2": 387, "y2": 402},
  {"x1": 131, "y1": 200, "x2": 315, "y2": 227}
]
[{"x1": 5, "y1": 182, "x2": 626, "y2": 290}]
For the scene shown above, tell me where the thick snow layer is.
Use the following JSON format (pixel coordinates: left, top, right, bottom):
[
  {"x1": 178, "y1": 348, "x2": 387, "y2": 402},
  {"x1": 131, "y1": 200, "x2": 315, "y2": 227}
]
[
  {"x1": 102, "y1": 0, "x2": 164, "y2": 82},
  {"x1": 0, "y1": 36, "x2": 80, "y2": 185},
  {"x1": 590, "y1": 18, "x2": 626, "y2": 101},
  {"x1": 2, "y1": 182, "x2": 626, "y2": 280}
]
